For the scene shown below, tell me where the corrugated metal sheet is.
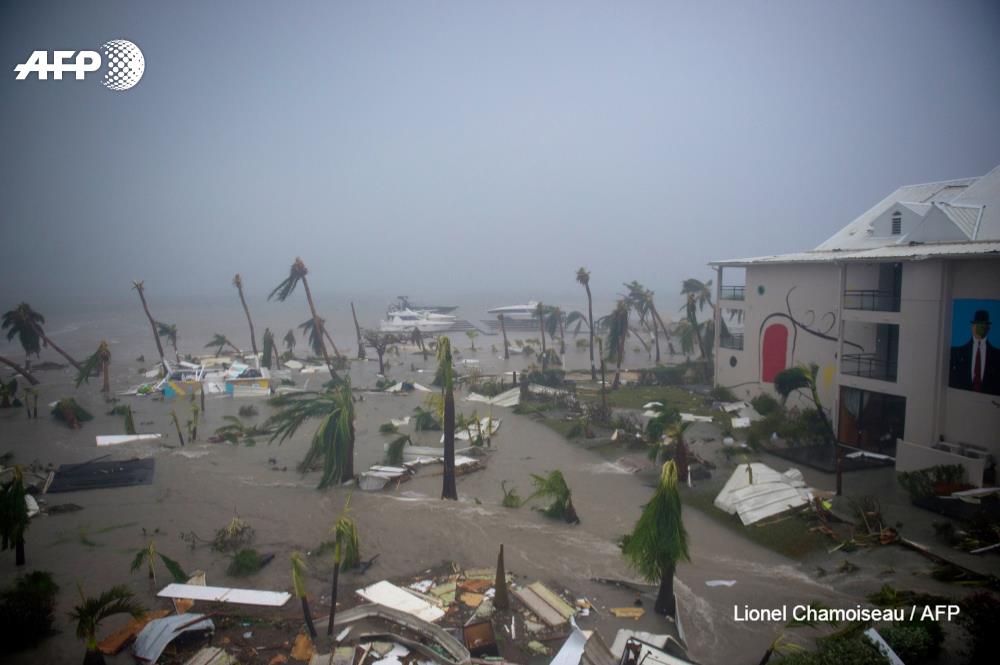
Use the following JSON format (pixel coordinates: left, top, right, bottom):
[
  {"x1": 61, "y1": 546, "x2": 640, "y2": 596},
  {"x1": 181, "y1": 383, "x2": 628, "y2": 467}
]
[
  {"x1": 936, "y1": 203, "x2": 982, "y2": 238},
  {"x1": 711, "y1": 241, "x2": 1000, "y2": 266}
]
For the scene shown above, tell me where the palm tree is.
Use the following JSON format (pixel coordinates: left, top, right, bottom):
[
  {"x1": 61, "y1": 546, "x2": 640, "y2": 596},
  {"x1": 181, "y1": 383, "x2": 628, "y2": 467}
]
[
  {"x1": 70, "y1": 584, "x2": 144, "y2": 665},
  {"x1": 773, "y1": 364, "x2": 834, "y2": 442},
  {"x1": 75, "y1": 341, "x2": 112, "y2": 393},
  {"x1": 0, "y1": 355, "x2": 38, "y2": 385},
  {"x1": 622, "y1": 460, "x2": 690, "y2": 617},
  {"x1": 466, "y1": 330, "x2": 478, "y2": 351},
  {"x1": 543, "y1": 306, "x2": 566, "y2": 355},
  {"x1": 267, "y1": 380, "x2": 356, "y2": 488},
  {"x1": 350, "y1": 302, "x2": 366, "y2": 360},
  {"x1": 205, "y1": 333, "x2": 241, "y2": 356},
  {"x1": 283, "y1": 329, "x2": 297, "y2": 356},
  {"x1": 129, "y1": 540, "x2": 187, "y2": 585},
  {"x1": 409, "y1": 327, "x2": 428, "y2": 361},
  {"x1": 576, "y1": 268, "x2": 596, "y2": 379},
  {"x1": 497, "y1": 314, "x2": 510, "y2": 360},
  {"x1": 132, "y1": 282, "x2": 167, "y2": 371},
  {"x1": 298, "y1": 318, "x2": 344, "y2": 363},
  {"x1": 269, "y1": 258, "x2": 339, "y2": 381},
  {"x1": 364, "y1": 331, "x2": 397, "y2": 375},
  {"x1": 262, "y1": 328, "x2": 276, "y2": 369},
  {"x1": 438, "y1": 336, "x2": 458, "y2": 500},
  {"x1": 625, "y1": 281, "x2": 671, "y2": 364},
  {"x1": 2, "y1": 303, "x2": 83, "y2": 372},
  {"x1": 155, "y1": 322, "x2": 179, "y2": 363},
  {"x1": 1, "y1": 466, "x2": 29, "y2": 565},
  {"x1": 681, "y1": 278, "x2": 714, "y2": 365},
  {"x1": 326, "y1": 495, "x2": 360, "y2": 638},
  {"x1": 232, "y1": 274, "x2": 259, "y2": 356},
  {"x1": 291, "y1": 552, "x2": 317, "y2": 639},
  {"x1": 601, "y1": 300, "x2": 630, "y2": 388},
  {"x1": 535, "y1": 302, "x2": 548, "y2": 370}
]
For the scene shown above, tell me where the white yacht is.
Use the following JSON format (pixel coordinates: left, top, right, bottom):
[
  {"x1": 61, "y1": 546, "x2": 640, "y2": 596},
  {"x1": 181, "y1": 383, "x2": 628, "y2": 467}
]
[
  {"x1": 487, "y1": 301, "x2": 540, "y2": 320},
  {"x1": 379, "y1": 308, "x2": 457, "y2": 333}
]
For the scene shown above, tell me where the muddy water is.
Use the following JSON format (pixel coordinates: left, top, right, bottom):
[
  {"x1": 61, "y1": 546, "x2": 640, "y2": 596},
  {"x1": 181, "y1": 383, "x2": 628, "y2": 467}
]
[{"x1": 0, "y1": 302, "x2": 973, "y2": 664}]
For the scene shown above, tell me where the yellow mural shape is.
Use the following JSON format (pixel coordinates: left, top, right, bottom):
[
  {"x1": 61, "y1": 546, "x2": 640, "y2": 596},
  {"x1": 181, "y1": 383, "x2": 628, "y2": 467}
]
[{"x1": 821, "y1": 364, "x2": 835, "y2": 392}]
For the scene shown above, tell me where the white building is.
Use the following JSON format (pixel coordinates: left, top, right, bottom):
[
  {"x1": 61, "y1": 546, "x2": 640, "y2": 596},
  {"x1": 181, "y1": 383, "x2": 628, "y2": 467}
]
[{"x1": 711, "y1": 165, "x2": 1000, "y2": 485}]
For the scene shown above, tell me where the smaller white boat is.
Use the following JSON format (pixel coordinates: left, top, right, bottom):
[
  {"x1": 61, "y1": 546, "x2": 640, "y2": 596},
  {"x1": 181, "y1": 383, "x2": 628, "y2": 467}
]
[
  {"x1": 487, "y1": 301, "x2": 540, "y2": 320},
  {"x1": 379, "y1": 308, "x2": 457, "y2": 332}
]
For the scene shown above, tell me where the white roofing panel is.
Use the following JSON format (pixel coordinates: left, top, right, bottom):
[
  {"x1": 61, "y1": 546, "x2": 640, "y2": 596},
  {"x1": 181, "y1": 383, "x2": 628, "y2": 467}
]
[{"x1": 712, "y1": 241, "x2": 1000, "y2": 266}]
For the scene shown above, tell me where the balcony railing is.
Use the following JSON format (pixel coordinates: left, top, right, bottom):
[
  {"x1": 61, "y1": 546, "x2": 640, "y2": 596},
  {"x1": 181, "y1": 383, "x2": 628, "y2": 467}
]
[
  {"x1": 841, "y1": 353, "x2": 897, "y2": 382},
  {"x1": 720, "y1": 285, "x2": 745, "y2": 301},
  {"x1": 843, "y1": 289, "x2": 900, "y2": 312},
  {"x1": 720, "y1": 332, "x2": 744, "y2": 350}
]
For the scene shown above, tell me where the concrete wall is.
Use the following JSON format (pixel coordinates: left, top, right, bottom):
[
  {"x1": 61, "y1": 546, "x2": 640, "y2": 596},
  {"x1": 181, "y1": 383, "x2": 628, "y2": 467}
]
[{"x1": 715, "y1": 263, "x2": 840, "y2": 413}]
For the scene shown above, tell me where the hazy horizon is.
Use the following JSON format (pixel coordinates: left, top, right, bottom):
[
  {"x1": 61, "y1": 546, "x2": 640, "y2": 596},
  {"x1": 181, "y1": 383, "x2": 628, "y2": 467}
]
[{"x1": 2, "y1": 0, "x2": 999, "y2": 309}]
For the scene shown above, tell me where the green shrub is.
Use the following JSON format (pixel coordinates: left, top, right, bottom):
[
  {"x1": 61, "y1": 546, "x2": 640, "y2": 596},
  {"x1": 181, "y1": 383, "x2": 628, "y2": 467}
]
[
  {"x1": 751, "y1": 393, "x2": 780, "y2": 416},
  {"x1": 378, "y1": 422, "x2": 398, "y2": 434},
  {"x1": 637, "y1": 365, "x2": 687, "y2": 386},
  {"x1": 880, "y1": 621, "x2": 943, "y2": 664},
  {"x1": 778, "y1": 635, "x2": 889, "y2": 665},
  {"x1": 710, "y1": 385, "x2": 737, "y2": 402},
  {"x1": 227, "y1": 548, "x2": 263, "y2": 577},
  {"x1": 0, "y1": 570, "x2": 59, "y2": 652},
  {"x1": 898, "y1": 464, "x2": 966, "y2": 500},
  {"x1": 524, "y1": 368, "x2": 566, "y2": 387}
]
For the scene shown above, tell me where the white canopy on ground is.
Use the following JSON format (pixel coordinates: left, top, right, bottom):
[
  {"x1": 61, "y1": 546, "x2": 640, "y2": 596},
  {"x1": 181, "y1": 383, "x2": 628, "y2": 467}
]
[
  {"x1": 714, "y1": 463, "x2": 813, "y2": 525},
  {"x1": 466, "y1": 387, "x2": 521, "y2": 408}
]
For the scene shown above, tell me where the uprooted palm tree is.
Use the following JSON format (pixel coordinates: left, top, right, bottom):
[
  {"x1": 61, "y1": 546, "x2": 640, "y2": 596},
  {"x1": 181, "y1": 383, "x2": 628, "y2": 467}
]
[
  {"x1": 1, "y1": 465, "x2": 30, "y2": 566},
  {"x1": 75, "y1": 341, "x2": 112, "y2": 394},
  {"x1": 438, "y1": 336, "x2": 458, "y2": 500},
  {"x1": 232, "y1": 274, "x2": 258, "y2": 356},
  {"x1": 622, "y1": 460, "x2": 690, "y2": 617},
  {"x1": 2, "y1": 302, "x2": 83, "y2": 372},
  {"x1": 132, "y1": 281, "x2": 167, "y2": 371},
  {"x1": 270, "y1": 258, "x2": 339, "y2": 381},
  {"x1": 528, "y1": 470, "x2": 579, "y2": 523},
  {"x1": 600, "y1": 300, "x2": 630, "y2": 388},
  {"x1": 0, "y1": 355, "x2": 38, "y2": 385},
  {"x1": 206, "y1": 333, "x2": 242, "y2": 356},
  {"x1": 155, "y1": 322, "x2": 179, "y2": 363},
  {"x1": 576, "y1": 267, "x2": 597, "y2": 379},
  {"x1": 267, "y1": 380, "x2": 356, "y2": 488},
  {"x1": 326, "y1": 494, "x2": 361, "y2": 638},
  {"x1": 71, "y1": 584, "x2": 144, "y2": 665}
]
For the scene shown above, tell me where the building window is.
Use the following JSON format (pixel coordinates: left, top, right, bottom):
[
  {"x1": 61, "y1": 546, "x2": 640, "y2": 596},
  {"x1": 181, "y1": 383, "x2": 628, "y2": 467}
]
[{"x1": 891, "y1": 212, "x2": 902, "y2": 235}]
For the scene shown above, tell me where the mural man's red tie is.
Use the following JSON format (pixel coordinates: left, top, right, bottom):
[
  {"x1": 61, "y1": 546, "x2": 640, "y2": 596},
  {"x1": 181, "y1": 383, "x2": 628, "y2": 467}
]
[{"x1": 973, "y1": 344, "x2": 982, "y2": 392}]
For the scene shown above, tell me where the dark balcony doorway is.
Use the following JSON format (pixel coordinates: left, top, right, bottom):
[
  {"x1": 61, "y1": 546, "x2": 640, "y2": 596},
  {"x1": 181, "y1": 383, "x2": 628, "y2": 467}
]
[{"x1": 837, "y1": 386, "x2": 906, "y2": 455}]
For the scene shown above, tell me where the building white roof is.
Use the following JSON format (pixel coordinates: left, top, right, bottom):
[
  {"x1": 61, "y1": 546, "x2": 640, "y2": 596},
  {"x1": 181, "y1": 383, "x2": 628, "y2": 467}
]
[
  {"x1": 713, "y1": 163, "x2": 1000, "y2": 266},
  {"x1": 711, "y1": 241, "x2": 1000, "y2": 267}
]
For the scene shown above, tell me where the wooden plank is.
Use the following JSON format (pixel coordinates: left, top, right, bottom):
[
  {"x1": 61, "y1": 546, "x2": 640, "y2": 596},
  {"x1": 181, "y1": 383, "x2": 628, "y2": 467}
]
[
  {"x1": 97, "y1": 609, "x2": 171, "y2": 655},
  {"x1": 513, "y1": 586, "x2": 566, "y2": 627},
  {"x1": 528, "y1": 582, "x2": 576, "y2": 620}
]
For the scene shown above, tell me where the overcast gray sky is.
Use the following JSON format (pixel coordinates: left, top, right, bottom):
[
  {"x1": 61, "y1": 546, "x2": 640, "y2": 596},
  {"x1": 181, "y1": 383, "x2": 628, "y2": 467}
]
[{"x1": 2, "y1": 0, "x2": 999, "y2": 308}]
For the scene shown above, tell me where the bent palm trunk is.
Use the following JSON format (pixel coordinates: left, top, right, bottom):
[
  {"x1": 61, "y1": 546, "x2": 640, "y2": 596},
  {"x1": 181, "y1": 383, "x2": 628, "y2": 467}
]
[
  {"x1": 351, "y1": 302, "x2": 365, "y2": 359},
  {"x1": 301, "y1": 276, "x2": 338, "y2": 381},
  {"x1": 498, "y1": 315, "x2": 509, "y2": 360},
  {"x1": 442, "y1": 387, "x2": 457, "y2": 499},
  {"x1": 654, "y1": 562, "x2": 676, "y2": 616},
  {"x1": 134, "y1": 283, "x2": 167, "y2": 370},
  {"x1": 0, "y1": 355, "x2": 39, "y2": 385},
  {"x1": 33, "y1": 325, "x2": 83, "y2": 372},
  {"x1": 235, "y1": 276, "x2": 258, "y2": 356}
]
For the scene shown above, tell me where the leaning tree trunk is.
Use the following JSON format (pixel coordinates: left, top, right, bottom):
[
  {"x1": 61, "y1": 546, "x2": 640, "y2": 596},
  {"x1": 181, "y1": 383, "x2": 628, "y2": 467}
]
[
  {"x1": 326, "y1": 559, "x2": 341, "y2": 637},
  {"x1": 33, "y1": 325, "x2": 84, "y2": 373},
  {"x1": 83, "y1": 646, "x2": 107, "y2": 665},
  {"x1": 350, "y1": 302, "x2": 365, "y2": 360},
  {"x1": 300, "y1": 277, "x2": 338, "y2": 381},
  {"x1": 0, "y1": 355, "x2": 39, "y2": 385},
  {"x1": 498, "y1": 315, "x2": 509, "y2": 360},
  {"x1": 538, "y1": 305, "x2": 547, "y2": 371},
  {"x1": 597, "y1": 338, "x2": 608, "y2": 415},
  {"x1": 236, "y1": 281, "x2": 258, "y2": 356},
  {"x1": 585, "y1": 285, "x2": 596, "y2": 380},
  {"x1": 301, "y1": 596, "x2": 317, "y2": 639},
  {"x1": 654, "y1": 563, "x2": 676, "y2": 616},
  {"x1": 441, "y1": 385, "x2": 458, "y2": 500},
  {"x1": 651, "y1": 314, "x2": 661, "y2": 363},
  {"x1": 101, "y1": 359, "x2": 110, "y2": 394},
  {"x1": 136, "y1": 285, "x2": 167, "y2": 370}
]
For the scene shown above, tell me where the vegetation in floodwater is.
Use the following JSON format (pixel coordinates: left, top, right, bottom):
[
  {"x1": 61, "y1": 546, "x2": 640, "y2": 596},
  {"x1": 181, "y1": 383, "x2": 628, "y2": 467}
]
[
  {"x1": 383, "y1": 435, "x2": 410, "y2": 466},
  {"x1": 130, "y1": 540, "x2": 187, "y2": 584},
  {"x1": 51, "y1": 398, "x2": 94, "y2": 429},
  {"x1": 0, "y1": 570, "x2": 59, "y2": 652},
  {"x1": 528, "y1": 470, "x2": 579, "y2": 523},
  {"x1": 378, "y1": 421, "x2": 398, "y2": 434},
  {"x1": 238, "y1": 404, "x2": 259, "y2": 418},
  {"x1": 213, "y1": 513, "x2": 255, "y2": 552},
  {"x1": 70, "y1": 584, "x2": 144, "y2": 665},
  {"x1": 501, "y1": 480, "x2": 523, "y2": 508},
  {"x1": 227, "y1": 548, "x2": 265, "y2": 577}
]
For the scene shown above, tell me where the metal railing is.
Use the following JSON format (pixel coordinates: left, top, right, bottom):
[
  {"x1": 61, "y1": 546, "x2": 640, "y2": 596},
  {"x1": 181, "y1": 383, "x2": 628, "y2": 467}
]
[
  {"x1": 841, "y1": 353, "x2": 897, "y2": 382},
  {"x1": 720, "y1": 332, "x2": 744, "y2": 350},
  {"x1": 720, "y1": 285, "x2": 745, "y2": 301},
  {"x1": 843, "y1": 289, "x2": 900, "y2": 312}
]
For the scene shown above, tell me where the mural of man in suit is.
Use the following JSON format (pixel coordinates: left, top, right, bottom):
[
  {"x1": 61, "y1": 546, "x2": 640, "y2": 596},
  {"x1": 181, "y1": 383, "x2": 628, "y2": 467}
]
[{"x1": 949, "y1": 309, "x2": 1000, "y2": 395}]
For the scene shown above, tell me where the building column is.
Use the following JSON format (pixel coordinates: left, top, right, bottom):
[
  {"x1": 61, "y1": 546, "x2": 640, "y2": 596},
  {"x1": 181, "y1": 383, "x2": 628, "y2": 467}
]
[
  {"x1": 834, "y1": 263, "x2": 846, "y2": 435},
  {"x1": 713, "y1": 265, "x2": 722, "y2": 387}
]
